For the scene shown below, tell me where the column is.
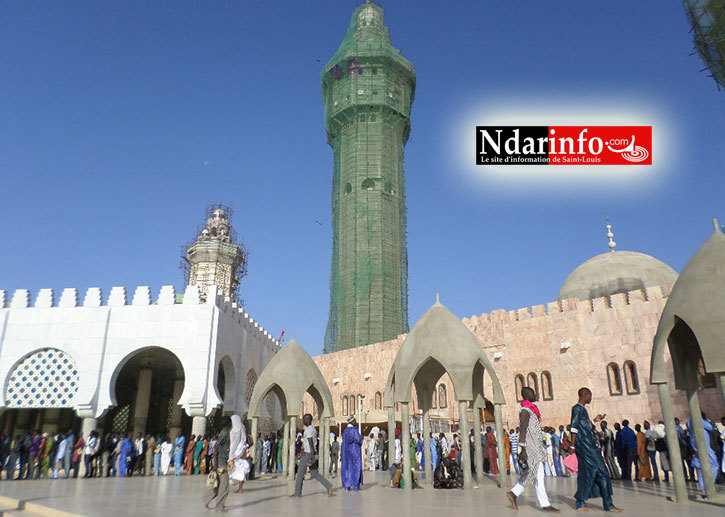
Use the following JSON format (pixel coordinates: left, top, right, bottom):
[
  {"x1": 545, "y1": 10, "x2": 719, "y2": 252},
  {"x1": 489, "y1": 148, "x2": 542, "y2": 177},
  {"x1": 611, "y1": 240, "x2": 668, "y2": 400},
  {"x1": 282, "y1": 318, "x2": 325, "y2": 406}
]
[
  {"x1": 41, "y1": 409, "x2": 60, "y2": 434},
  {"x1": 473, "y1": 404, "x2": 483, "y2": 484},
  {"x1": 387, "y1": 406, "x2": 395, "y2": 470},
  {"x1": 319, "y1": 418, "x2": 328, "y2": 479},
  {"x1": 168, "y1": 378, "x2": 184, "y2": 439},
  {"x1": 494, "y1": 403, "x2": 506, "y2": 488},
  {"x1": 3, "y1": 409, "x2": 16, "y2": 435},
  {"x1": 686, "y1": 387, "x2": 716, "y2": 498},
  {"x1": 282, "y1": 420, "x2": 289, "y2": 477},
  {"x1": 132, "y1": 368, "x2": 153, "y2": 437},
  {"x1": 14, "y1": 409, "x2": 30, "y2": 436},
  {"x1": 657, "y1": 383, "x2": 687, "y2": 503},
  {"x1": 80, "y1": 417, "x2": 97, "y2": 478},
  {"x1": 459, "y1": 401, "x2": 473, "y2": 489},
  {"x1": 251, "y1": 416, "x2": 259, "y2": 472},
  {"x1": 422, "y1": 408, "x2": 432, "y2": 486},
  {"x1": 288, "y1": 416, "x2": 297, "y2": 493},
  {"x1": 191, "y1": 415, "x2": 206, "y2": 438},
  {"x1": 321, "y1": 418, "x2": 330, "y2": 479},
  {"x1": 401, "y1": 402, "x2": 412, "y2": 490}
]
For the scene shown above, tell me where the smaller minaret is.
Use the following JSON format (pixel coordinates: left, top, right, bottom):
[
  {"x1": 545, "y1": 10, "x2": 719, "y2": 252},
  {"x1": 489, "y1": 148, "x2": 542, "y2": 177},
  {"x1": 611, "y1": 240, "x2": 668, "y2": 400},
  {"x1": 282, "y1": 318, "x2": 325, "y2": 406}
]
[{"x1": 183, "y1": 204, "x2": 247, "y2": 302}]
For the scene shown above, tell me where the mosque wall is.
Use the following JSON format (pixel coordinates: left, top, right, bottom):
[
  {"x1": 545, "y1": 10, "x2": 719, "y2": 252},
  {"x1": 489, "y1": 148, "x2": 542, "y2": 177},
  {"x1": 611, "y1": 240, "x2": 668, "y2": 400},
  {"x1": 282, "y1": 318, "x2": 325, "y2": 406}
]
[
  {"x1": 0, "y1": 284, "x2": 280, "y2": 432},
  {"x1": 311, "y1": 284, "x2": 725, "y2": 432}
]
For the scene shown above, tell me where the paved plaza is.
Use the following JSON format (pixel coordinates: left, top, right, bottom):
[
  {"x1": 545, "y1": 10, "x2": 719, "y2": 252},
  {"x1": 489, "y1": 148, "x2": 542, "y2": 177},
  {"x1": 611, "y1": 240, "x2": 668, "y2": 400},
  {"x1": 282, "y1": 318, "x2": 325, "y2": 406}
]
[{"x1": 0, "y1": 472, "x2": 723, "y2": 517}]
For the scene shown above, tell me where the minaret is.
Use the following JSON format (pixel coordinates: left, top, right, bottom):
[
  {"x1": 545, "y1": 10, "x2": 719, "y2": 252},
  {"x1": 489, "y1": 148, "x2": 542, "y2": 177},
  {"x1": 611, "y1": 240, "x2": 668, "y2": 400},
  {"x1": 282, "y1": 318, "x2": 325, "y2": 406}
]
[
  {"x1": 323, "y1": 3, "x2": 415, "y2": 352},
  {"x1": 184, "y1": 204, "x2": 247, "y2": 302}
]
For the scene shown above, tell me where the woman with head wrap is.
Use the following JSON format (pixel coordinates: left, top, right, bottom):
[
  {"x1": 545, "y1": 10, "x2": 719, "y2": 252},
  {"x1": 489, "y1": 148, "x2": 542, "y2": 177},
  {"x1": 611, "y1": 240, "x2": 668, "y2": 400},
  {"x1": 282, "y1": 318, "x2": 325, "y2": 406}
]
[{"x1": 228, "y1": 414, "x2": 250, "y2": 494}]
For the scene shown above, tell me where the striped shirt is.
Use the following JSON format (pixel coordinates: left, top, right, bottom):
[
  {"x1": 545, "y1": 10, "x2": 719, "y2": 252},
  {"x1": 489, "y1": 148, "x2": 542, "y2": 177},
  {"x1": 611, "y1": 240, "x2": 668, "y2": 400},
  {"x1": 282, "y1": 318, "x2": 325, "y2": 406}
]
[{"x1": 509, "y1": 433, "x2": 518, "y2": 452}]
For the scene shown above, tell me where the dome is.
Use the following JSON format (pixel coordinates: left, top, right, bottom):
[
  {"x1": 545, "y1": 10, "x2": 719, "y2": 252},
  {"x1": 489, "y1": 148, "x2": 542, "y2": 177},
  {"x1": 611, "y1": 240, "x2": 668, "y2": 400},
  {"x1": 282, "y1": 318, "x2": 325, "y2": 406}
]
[{"x1": 559, "y1": 250, "x2": 677, "y2": 301}]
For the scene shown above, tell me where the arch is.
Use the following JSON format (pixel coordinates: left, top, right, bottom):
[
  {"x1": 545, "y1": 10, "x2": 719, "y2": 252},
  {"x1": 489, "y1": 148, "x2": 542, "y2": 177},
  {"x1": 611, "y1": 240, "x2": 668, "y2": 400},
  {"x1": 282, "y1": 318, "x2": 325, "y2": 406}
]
[
  {"x1": 526, "y1": 372, "x2": 539, "y2": 399},
  {"x1": 606, "y1": 362, "x2": 622, "y2": 396},
  {"x1": 438, "y1": 384, "x2": 447, "y2": 408},
  {"x1": 541, "y1": 371, "x2": 553, "y2": 401},
  {"x1": 244, "y1": 369, "x2": 258, "y2": 406},
  {"x1": 216, "y1": 355, "x2": 236, "y2": 411},
  {"x1": 361, "y1": 178, "x2": 375, "y2": 190},
  {"x1": 623, "y1": 361, "x2": 640, "y2": 395},
  {"x1": 374, "y1": 391, "x2": 382, "y2": 410},
  {"x1": 342, "y1": 395, "x2": 349, "y2": 416},
  {"x1": 514, "y1": 374, "x2": 525, "y2": 402},
  {"x1": 109, "y1": 346, "x2": 184, "y2": 407},
  {"x1": 3, "y1": 348, "x2": 80, "y2": 409}
]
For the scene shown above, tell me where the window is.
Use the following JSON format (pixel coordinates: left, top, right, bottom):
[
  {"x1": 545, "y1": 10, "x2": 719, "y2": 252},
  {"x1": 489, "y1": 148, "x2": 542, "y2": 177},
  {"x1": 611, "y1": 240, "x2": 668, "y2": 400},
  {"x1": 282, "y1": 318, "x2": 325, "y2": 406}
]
[
  {"x1": 370, "y1": 114, "x2": 376, "y2": 122},
  {"x1": 541, "y1": 371, "x2": 553, "y2": 400},
  {"x1": 244, "y1": 369, "x2": 258, "y2": 405},
  {"x1": 623, "y1": 361, "x2": 640, "y2": 395},
  {"x1": 526, "y1": 372, "x2": 539, "y2": 399},
  {"x1": 374, "y1": 391, "x2": 382, "y2": 410},
  {"x1": 342, "y1": 396, "x2": 349, "y2": 416},
  {"x1": 361, "y1": 178, "x2": 375, "y2": 190},
  {"x1": 438, "y1": 385, "x2": 447, "y2": 409},
  {"x1": 344, "y1": 182, "x2": 352, "y2": 194},
  {"x1": 698, "y1": 358, "x2": 716, "y2": 388},
  {"x1": 359, "y1": 113, "x2": 366, "y2": 122},
  {"x1": 607, "y1": 363, "x2": 622, "y2": 396},
  {"x1": 514, "y1": 374, "x2": 525, "y2": 402},
  {"x1": 432, "y1": 389, "x2": 437, "y2": 409}
]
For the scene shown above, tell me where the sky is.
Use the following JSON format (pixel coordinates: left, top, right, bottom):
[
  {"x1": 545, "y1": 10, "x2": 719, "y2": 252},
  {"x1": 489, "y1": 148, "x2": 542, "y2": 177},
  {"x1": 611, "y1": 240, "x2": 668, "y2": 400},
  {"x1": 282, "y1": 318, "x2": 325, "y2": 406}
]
[{"x1": 1, "y1": 1, "x2": 723, "y2": 357}]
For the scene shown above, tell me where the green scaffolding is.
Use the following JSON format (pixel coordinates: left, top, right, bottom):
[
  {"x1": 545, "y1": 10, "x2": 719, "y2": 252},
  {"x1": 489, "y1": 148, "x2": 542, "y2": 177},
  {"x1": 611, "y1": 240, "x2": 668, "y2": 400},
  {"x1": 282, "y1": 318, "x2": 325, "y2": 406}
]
[
  {"x1": 323, "y1": 3, "x2": 415, "y2": 353},
  {"x1": 684, "y1": 0, "x2": 725, "y2": 90}
]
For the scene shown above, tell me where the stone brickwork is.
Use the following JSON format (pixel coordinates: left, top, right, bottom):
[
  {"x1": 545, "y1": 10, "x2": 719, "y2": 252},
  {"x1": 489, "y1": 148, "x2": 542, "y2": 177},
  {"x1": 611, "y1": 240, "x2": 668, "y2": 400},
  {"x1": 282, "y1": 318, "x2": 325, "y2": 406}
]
[{"x1": 311, "y1": 285, "x2": 725, "y2": 430}]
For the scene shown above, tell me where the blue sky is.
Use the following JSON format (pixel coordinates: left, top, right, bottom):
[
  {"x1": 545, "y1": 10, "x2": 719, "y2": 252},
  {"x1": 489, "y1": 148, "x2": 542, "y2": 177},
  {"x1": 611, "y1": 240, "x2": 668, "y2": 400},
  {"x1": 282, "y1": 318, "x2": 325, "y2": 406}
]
[{"x1": 1, "y1": 1, "x2": 722, "y2": 356}]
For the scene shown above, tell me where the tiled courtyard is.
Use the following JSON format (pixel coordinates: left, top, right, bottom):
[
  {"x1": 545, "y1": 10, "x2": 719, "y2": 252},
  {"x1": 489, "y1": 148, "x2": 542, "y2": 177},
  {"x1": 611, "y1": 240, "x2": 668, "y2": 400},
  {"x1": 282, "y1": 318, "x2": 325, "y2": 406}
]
[{"x1": 0, "y1": 472, "x2": 723, "y2": 517}]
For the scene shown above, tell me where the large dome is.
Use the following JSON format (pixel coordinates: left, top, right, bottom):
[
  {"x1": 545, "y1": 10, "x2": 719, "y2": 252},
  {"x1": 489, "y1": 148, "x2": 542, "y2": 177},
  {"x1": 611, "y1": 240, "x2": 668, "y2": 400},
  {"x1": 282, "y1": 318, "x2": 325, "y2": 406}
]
[{"x1": 559, "y1": 250, "x2": 678, "y2": 301}]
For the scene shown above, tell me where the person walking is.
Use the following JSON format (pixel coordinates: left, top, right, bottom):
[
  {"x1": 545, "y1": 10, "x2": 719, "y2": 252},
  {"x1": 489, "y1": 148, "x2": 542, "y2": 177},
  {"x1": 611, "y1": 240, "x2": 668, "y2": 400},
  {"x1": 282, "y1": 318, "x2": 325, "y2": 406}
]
[
  {"x1": 341, "y1": 416, "x2": 363, "y2": 491},
  {"x1": 569, "y1": 388, "x2": 622, "y2": 512},
  {"x1": 599, "y1": 421, "x2": 620, "y2": 480},
  {"x1": 329, "y1": 435, "x2": 340, "y2": 477},
  {"x1": 367, "y1": 432, "x2": 377, "y2": 471},
  {"x1": 506, "y1": 386, "x2": 559, "y2": 513},
  {"x1": 509, "y1": 429, "x2": 520, "y2": 475},
  {"x1": 228, "y1": 414, "x2": 249, "y2": 494},
  {"x1": 203, "y1": 416, "x2": 232, "y2": 511},
  {"x1": 293, "y1": 413, "x2": 333, "y2": 497}
]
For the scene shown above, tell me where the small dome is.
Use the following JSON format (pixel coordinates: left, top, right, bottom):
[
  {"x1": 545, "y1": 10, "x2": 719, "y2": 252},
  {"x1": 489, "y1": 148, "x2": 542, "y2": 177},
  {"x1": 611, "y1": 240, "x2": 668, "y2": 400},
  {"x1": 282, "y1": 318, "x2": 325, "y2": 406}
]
[{"x1": 559, "y1": 250, "x2": 677, "y2": 301}]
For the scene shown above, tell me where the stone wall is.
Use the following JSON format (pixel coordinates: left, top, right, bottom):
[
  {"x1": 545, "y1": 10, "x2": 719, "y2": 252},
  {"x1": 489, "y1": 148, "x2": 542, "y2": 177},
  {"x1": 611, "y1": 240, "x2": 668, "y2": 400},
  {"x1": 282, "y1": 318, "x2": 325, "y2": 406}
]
[{"x1": 310, "y1": 285, "x2": 725, "y2": 431}]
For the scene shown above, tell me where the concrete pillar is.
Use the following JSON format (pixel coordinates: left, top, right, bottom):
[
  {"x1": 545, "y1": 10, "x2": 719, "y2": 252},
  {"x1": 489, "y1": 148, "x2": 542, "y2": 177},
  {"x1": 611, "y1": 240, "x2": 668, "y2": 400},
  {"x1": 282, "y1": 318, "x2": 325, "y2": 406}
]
[
  {"x1": 320, "y1": 418, "x2": 330, "y2": 479},
  {"x1": 132, "y1": 368, "x2": 153, "y2": 437},
  {"x1": 686, "y1": 387, "x2": 716, "y2": 498},
  {"x1": 282, "y1": 420, "x2": 289, "y2": 477},
  {"x1": 288, "y1": 416, "x2": 297, "y2": 493},
  {"x1": 657, "y1": 383, "x2": 687, "y2": 503},
  {"x1": 42, "y1": 409, "x2": 61, "y2": 434},
  {"x1": 168, "y1": 378, "x2": 184, "y2": 439},
  {"x1": 494, "y1": 403, "x2": 506, "y2": 488},
  {"x1": 387, "y1": 406, "x2": 395, "y2": 470},
  {"x1": 473, "y1": 404, "x2": 483, "y2": 484},
  {"x1": 34, "y1": 410, "x2": 42, "y2": 430},
  {"x1": 14, "y1": 409, "x2": 31, "y2": 436},
  {"x1": 250, "y1": 416, "x2": 259, "y2": 471},
  {"x1": 401, "y1": 402, "x2": 412, "y2": 490},
  {"x1": 191, "y1": 416, "x2": 207, "y2": 438},
  {"x1": 4, "y1": 409, "x2": 16, "y2": 435},
  {"x1": 459, "y1": 401, "x2": 473, "y2": 489},
  {"x1": 82, "y1": 417, "x2": 97, "y2": 438},
  {"x1": 422, "y1": 408, "x2": 432, "y2": 486}
]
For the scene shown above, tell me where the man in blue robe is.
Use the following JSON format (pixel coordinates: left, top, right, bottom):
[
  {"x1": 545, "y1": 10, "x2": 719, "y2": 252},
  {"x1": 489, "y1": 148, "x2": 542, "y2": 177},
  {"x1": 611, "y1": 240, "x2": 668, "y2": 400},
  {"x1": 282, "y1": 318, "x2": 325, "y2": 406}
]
[
  {"x1": 430, "y1": 434, "x2": 438, "y2": 471},
  {"x1": 341, "y1": 416, "x2": 363, "y2": 490},
  {"x1": 173, "y1": 433, "x2": 185, "y2": 476},
  {"x1": 570, "y1": 388, "x2": 621, "y2": 512},
  {"x1": 118, "y1": 435, "x2": 132, "y2": 477},
  {"x1": 687, "y1": 414, "x2": 718, "y2": 495}
]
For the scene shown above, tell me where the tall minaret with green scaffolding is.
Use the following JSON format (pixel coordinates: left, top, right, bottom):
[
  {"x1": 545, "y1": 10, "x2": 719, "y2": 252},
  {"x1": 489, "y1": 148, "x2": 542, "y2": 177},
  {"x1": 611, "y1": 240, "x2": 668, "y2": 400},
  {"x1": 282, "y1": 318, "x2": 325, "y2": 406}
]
[{"x1": 323, "y1": 2, "x2": 415, "y2": 352}]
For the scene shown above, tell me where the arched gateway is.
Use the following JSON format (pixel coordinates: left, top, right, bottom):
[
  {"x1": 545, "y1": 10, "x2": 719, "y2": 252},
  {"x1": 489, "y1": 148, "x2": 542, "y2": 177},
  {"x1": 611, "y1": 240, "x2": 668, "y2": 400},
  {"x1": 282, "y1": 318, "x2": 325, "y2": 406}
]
[
  {"x1": 248, "y1": 338, "x2": 335, "y2": 493},
  {"x1": 384, "y1": 295, "x2": 506, "y2": 490},
  {"x1": 650, "y1": 220, "x2": 725, "y2": 502}
]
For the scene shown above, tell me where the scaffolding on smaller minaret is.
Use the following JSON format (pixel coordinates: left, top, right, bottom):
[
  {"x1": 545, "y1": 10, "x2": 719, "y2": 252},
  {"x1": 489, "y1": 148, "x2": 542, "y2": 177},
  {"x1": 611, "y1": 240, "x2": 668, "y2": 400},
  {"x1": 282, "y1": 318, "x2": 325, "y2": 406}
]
[{"x1": 181, "y1": 203, "x2": 248, "y2": 305}]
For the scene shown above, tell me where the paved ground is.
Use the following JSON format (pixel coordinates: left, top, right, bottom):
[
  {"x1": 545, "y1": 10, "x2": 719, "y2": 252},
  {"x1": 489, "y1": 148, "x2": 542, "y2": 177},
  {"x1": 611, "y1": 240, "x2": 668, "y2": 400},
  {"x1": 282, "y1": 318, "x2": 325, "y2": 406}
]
[{"x1": 0, "y1": 472, "x2": 723, "y2": 517}]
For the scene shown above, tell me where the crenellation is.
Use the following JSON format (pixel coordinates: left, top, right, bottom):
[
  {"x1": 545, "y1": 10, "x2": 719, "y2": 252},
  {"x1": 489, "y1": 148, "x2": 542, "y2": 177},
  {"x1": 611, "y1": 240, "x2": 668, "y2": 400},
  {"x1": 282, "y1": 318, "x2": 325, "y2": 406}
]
[
  {"x1": 645, "y1": 285, "x2": 663, "y2": 300},
  {"x1": 627, "y1": 288, "x2": 646, "y2": 303},
  {"x1": 0, "y1": 290, "x2": 6, "y2": 309},
  {"x1": 591, "y1": 296, "x2": 609, "y2": 311},
  {"x1": 59, "y1": 288, "x2": 79, "y2": 308},
  {"x1": 132, "y1": 286, "x2": 151, "y2": 306},
  {"x1": 183, "y1": 285, "x2": 201, "y2": 305},
  {"x1": 560, "y1": 297, "x2": 579, "y2": 312},
  {"x1": 609, "y1": 292, "x2": 627, "y2": 308},
  {"x1": 546, "y1": 300, "x2": 562, "y2": 314},
  {"x1": 35, "y1": 289, "x2": 54, "y2": 308},
  {"x1": 108, "y1": 287, "x2": 127, "y2": 306},
  {"x1": 83, "y1": 288, "x2": 102, "y2": 307},
  {"x1": 531, "y1": 304, "x2": 546, "y2": 318},
  {"x1": 516, "y1": 307, "x2": 532, "y2": 320},
  {"x1": 157, "y1": 285, "x2": 176, "y2": 306},
  {"x1": 11, "y1": 289, "x2": 30, "y2": 309}
]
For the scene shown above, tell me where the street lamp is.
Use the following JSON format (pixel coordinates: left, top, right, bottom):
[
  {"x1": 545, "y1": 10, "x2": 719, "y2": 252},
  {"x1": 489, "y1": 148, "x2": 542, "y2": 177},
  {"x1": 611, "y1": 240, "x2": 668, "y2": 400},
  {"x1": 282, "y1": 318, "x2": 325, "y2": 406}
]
[{"x1": 358, "y1": 394, "x2": 365, "y2": 434}]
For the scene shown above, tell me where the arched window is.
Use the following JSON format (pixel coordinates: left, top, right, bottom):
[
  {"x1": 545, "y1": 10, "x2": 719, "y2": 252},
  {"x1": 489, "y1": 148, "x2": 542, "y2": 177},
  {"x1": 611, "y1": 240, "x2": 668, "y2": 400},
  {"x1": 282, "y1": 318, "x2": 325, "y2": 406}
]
[
  {"x1": 607, "y1": 363, "x2": 622, "y2": 395},
  {"x1": 432, "y1": 389, "x2": 437, "y2": 409},
  {"x1": 623, "y1": 361, "x2": 640, "y2": 395},
  {"x1": 342, "y1": 396, "x2": 349, "y2": 416},
  {"x1": 374, "y1": 391, "x2": 382, "y2": 410},
  {"x1": 361, "y1": 178, "x2": 375, "y2": 190},
  {"x1": 244, "y1": 369, "x2": 258, "y2": 405},
  {"x1": 514, "y1": 374, "x2": 525, "y2": 402},
  {"x1": 438, "y1": 385, "x2": 447, "y2": 409},
  {"x1": 698, "y1": 358, "x2": 716, "y2": 388},
  {"x1": 4, "y1": 348, "x2": 80, "y2": 408},
  {"x1": 541, "y1": 371, "x2": 553, "y2": 401},
  {"x1": 526, "y1": 372, "x2": 539, "y2": 399}
]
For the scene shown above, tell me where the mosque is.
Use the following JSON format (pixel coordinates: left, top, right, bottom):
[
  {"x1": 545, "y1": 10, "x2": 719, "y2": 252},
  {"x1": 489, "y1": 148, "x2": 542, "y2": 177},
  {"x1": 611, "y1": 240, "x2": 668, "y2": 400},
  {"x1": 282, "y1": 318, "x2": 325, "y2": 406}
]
[{"x1": 1, "y1": 3, "x2": 723, "y2": 448}]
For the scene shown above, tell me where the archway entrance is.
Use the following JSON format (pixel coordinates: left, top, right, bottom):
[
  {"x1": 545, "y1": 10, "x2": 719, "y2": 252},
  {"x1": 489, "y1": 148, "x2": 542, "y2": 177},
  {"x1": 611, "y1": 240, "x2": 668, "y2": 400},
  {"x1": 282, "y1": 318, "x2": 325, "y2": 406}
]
[{"x1": 107, "y1": 347, "x2": 186, "y2": 438}]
